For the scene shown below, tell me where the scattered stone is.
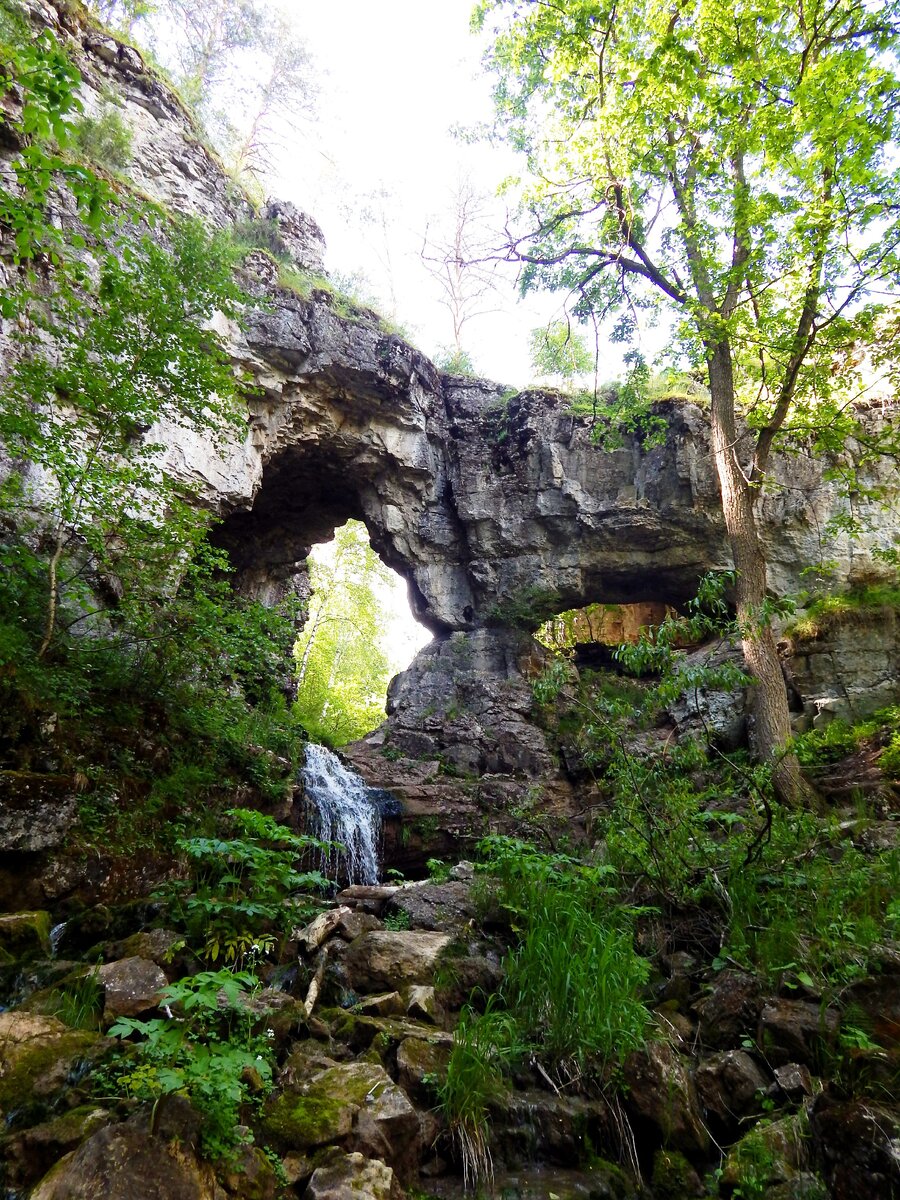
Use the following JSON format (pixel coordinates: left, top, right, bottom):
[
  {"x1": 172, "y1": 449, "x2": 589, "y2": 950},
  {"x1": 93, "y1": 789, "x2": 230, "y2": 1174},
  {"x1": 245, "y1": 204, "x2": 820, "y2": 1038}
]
[
  {"x1": 103, "y1": 929, "x2": 184, "y2": 970},
  {"x1": 335, "y1": 911, "x2": 383, "y2": 942},
  {"x1": 342, "y1": 930, "x2": 451, "y2": 992},
  {"x1": 623, "y1": 1041, "x2": 710, "y2": 1158},
  {"x1": 0, "y1": 774, "x2": 77, "y2": 853},
  {"x1": 757, "y1": 998, "x2": 840, "y2": 1066},
  {"x1": 305, "y1": 1152, "x2": 394, "y2": 1200},
  {"x1": 95, "y1": 957, "x2": 167, "y2": 1019},
  {"x1": 773, "y1": 1062, "x2": 814, "y2": 1102},
  {"x1": 354, "y1": 992, "x2": 405, "y2": 1018}
]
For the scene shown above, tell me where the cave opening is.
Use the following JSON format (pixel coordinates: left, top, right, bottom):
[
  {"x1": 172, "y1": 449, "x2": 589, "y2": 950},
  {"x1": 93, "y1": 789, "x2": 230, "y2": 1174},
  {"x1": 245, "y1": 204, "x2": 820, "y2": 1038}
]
[
  {"x1": 536, "y1": 600, "x2": 682, "y2": 670},
  {"x1": 294, "y1": 518, "x2": 432, "y2": 747}
]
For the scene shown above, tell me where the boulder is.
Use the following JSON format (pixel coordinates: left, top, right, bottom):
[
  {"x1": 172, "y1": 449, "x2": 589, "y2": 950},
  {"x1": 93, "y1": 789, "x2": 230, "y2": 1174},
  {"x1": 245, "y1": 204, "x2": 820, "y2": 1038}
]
[
  {"x1": 720, "y1": 1111, "x2": 811, "y2": 1196},
  {"x1": 95, "y1": 957, "x2": 168, "y2": 1019},
  {"x1": 695, "y1": 1050, "x2": 769, "y2": 1135},
  {"x1": 0, "y1": 1012, "x2": 100, "y2": 1119},
  {"x1": 305, "y1": 1153, "x2": 395, "y2": 1200},
  {"x1": 2, "y1": 1105, "x2": 111, "y2": 1192},
  {"x1": 342, "y1": 931, "x2": 451, "y2": 992},
  {"x1": 387, "y1": 878, "x2": 477, "y2": 932},
  {"x1": 29, "y1": 1098, "x2": 216, "y2": 1200},
  {"x1": 757, "y1": 999, "x2": 840, "y2": 1067},
  {"x1": 0, "y1": 909, "x2": 52, "y2": 958},
  {"x1": 395, "y1": 1036, "x2": 451, "y2": 1103},
  {"x1": 623, "y1": 1041, "x2": 710, "y2": 1158},
  {"x1": 810, "y1": 1094, "x2": 900, "y2": 1200},
  {"x1": 350, "y1": 1077, "x2": 422, "y2": 1183},
  {"x1": 405, "y1": 984, "x2": 438, "y2": 1023},
  {"x1": 695, "y1": 970, "x2": 764, "y2": 1049}
]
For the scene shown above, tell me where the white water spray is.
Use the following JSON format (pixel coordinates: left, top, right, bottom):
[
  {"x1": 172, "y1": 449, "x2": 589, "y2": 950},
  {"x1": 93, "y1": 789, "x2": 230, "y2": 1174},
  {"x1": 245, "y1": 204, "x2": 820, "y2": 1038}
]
[{"x1": 301, "y1": 744, "x2": 382, "y2": 885}]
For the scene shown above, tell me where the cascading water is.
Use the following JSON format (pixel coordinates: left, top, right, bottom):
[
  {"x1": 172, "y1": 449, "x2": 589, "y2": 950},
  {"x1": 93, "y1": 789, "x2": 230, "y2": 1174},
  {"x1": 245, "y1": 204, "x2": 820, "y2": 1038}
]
[{"x1": 301, "y1": 743, "x2": 383, "y2": 885}]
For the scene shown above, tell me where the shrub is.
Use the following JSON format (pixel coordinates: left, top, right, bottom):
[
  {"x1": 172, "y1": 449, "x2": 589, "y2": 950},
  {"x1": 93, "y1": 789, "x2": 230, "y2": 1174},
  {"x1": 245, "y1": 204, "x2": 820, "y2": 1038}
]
[{"x1": 70, "y1": 105, "x2": 132, "y2": 170}]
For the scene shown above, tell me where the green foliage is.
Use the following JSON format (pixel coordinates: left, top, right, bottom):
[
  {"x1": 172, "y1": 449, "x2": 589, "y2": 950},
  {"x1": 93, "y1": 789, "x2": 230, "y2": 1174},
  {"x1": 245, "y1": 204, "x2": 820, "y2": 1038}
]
[
  {"x1": 69, "y1": 104, "x2": 133, "y2": 170},
  {"x1": 294, "y1": 520, "x2": 394, "y2": 746},
  {"x1": 434, "y1": 346, "x2": 477, "y2": 375},
  {"x1": 529, "y1": 318, "x2": 593, "y2": 383},
  {"x1": 161, "y1": 808, "x2": 329, "y2": 965},
  {"x1": 109, "y1": 969, "x2": 274, "y2": 1161},
  {"x1": 0, "y1": 13, "x2": 113, "y2": 261},
  {"x1": 49, "y1": 971, "x2": 105, "y2": 1032},
  {"x1": 231, "y1": 215, "x2": 290, "y2": 260},
  {"x1": 440, "y1": 999, "x2": 524, "y2": 1188}
]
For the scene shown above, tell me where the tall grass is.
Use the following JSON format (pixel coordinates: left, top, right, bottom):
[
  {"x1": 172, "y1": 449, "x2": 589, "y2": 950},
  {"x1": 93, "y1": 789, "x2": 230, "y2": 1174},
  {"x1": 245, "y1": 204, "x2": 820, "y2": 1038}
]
[
  {"x1": 440, "y1": 1000, "x2": 524, "y2": 1189},
  {"x1": 505, "y1": 882, "x2": 650, "y2": 1066}
]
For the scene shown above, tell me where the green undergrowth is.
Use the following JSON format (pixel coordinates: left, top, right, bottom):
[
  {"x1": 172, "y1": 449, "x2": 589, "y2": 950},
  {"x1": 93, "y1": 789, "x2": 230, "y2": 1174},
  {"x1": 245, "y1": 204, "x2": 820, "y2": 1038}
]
[
  {"x1": 793, "y1": 706, "x2": 900, "y2": 775},
  {"x1": 0, "y1": 536, "x2": 307, "y2": 856}
]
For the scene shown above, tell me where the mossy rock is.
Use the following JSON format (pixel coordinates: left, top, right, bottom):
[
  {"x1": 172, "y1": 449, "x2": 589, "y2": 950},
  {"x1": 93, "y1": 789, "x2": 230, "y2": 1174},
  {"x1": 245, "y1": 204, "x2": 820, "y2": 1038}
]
[
  {"x1": 260, "y1": 1091, "x2": 354, "y2": 1150},
  {"x1": 0, "y1": 1012, "x2": 100, "y2": 1122},
  {"x1": 261, "y1": 1061, "x2": 394, "y2": 1152},
  {"x1": 0, "y1": 910, "x2": 52, "y2": 959},
  {"x1": 721, "y1": 1113, "x2": 811, "y2": 1194},
  {"x1": 651, "y1": 1148, "x2": 704, "y2": 1198}
]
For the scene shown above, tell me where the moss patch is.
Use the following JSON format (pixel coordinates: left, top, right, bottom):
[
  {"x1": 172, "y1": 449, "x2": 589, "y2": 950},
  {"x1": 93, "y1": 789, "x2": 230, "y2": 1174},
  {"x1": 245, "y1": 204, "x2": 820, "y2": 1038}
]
[{"x1": 260, "y1": 1090, "x2": 354, "y2": 1149}]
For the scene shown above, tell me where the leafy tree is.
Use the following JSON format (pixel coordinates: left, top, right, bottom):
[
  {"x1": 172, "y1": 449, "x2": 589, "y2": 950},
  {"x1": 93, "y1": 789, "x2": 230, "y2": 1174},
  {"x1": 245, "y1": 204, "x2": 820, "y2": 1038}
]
[
  {"x1": 529, "y1": 318, "x2": 594, "y2": 385},
  {"x1": 294, "y1": 520, "x2": 394, "y2": 746},
  {"x1": 475, "y1": 0, "x2": 900, "y2": 803}
]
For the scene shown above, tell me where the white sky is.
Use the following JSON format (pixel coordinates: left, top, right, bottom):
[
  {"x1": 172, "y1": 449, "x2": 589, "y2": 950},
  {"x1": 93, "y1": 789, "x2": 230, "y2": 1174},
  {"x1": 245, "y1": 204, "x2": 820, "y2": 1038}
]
[{"x1": 265, "y1": 0, "x2": 592, "y2": 385}]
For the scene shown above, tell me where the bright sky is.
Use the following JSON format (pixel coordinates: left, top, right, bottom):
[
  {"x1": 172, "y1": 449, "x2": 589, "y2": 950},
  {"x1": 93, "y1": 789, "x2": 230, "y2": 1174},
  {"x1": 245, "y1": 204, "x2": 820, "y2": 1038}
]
[{"x1": 267, "y1": 0, "x2": 576, "y2": 385}]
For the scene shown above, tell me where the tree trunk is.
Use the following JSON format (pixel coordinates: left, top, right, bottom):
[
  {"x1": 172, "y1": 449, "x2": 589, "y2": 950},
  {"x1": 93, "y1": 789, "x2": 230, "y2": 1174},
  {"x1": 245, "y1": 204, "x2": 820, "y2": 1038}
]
[{"x1": 706, "y1": 341, "x2": 813, "y2": 807}]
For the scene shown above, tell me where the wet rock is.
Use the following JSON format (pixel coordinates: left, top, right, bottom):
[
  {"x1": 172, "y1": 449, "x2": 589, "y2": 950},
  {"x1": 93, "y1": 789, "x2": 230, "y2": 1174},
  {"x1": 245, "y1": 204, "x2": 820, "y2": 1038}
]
[
  {"x1": 810, "y1": 1094, "x2": 900, "y2": 1200},
  {"x1": 623, "y1": 1041, "x2": 710, "y2": 1158},
  {"x1": 695, "y1": 970, "x2": 764, "y2": 1049},
  {"x1": 395, "y1": 1036, "x2": 450, "y2": 1103},
  {"x1": 342, "y1": 930, "x2": 451, "y2": 992},
  {"x1": 305, "y1": 1153, "x2": 395, "y2": 1200},
  {"x1": 757, "y1": 999, "x2": 840, "y2": 1067},
  {"x1": 350, "y1": 1076, "x2": 421, "y2": 1183},
  {"x1": 0, "y1": 909, "x2": 52, "y2": 958},
  {"x1": 95, "y1": 956, "x2": 167, "y2": 1019},
  {"x1": 30, "y1": 1097, "x2": 216, "y2": 1200},
  {"x1": 695, "y1": 1050, "x2": 769, "y2": 1134}
]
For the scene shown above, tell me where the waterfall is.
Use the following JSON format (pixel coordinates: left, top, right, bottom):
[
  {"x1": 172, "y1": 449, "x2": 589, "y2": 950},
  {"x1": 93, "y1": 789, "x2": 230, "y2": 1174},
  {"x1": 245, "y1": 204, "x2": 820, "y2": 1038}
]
[{"x1": 301, "y1": 744, "x2": 382, "y2": 886}]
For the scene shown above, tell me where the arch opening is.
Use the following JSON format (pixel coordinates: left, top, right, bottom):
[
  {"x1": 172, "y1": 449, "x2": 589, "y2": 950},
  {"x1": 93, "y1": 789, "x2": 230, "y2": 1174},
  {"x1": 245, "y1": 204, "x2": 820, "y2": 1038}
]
[{"x1": 294, "y1": 519, "x2": 431, "y2": 747}]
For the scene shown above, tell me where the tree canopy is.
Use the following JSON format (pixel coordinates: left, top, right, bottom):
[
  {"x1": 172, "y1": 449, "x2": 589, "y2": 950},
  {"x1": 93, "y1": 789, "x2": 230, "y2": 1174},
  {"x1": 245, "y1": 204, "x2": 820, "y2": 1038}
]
[
  {"x1": 476, "y1": 0, "x2": 900, "y2": 802},
  {"x1": 294, "y1": 521, "x2": 395, "y2": 747}
]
